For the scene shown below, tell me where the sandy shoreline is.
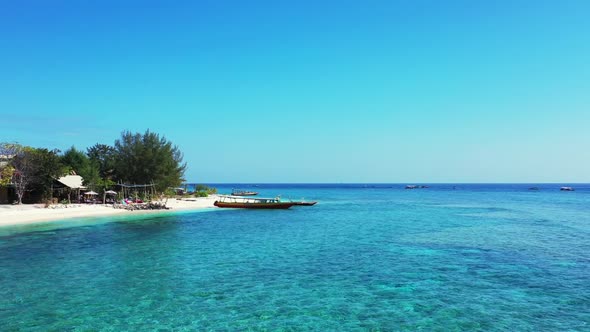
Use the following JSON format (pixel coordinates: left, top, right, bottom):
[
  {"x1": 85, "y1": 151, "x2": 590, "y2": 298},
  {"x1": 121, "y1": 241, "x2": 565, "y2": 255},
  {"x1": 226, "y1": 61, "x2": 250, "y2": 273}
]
[{"x1": 0, "y1": 196, "x2": 219, "y2": 227}]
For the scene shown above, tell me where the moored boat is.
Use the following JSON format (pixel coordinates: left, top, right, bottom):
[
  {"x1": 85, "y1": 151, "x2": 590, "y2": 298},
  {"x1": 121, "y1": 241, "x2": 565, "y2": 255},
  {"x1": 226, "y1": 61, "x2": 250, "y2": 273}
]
[{"x1": 214, "y1": 195, "x2": 295, "y2": 209}]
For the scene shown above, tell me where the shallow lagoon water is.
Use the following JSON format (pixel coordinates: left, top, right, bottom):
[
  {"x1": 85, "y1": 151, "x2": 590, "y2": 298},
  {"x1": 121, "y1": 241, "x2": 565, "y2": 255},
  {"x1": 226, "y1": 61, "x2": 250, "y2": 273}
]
[{"x1": 1, "y1": 184, "x2": 589, "y2": 331}]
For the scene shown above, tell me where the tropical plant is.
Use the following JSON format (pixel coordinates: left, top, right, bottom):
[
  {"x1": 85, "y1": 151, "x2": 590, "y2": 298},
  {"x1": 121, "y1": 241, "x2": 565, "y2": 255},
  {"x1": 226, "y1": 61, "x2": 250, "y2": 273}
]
[
  {"x1": 0, "y1": 143, "x2": 18, "y2": 187},
  {"x1": 2, "y1": 144, "x2": 66, "y2": 204},
  {"x1": 61, "y1": 147, "x2": 101, "y2": 186},
  {"x1": 0, "y1": 165, "x2": 14, "y2": 187},
  {"x1": 193, "y1": 184, "x2": 217, "y2": 197},
  {"x1": 87, "y1": 143, "x2": 116, "y2": 180},
  {"x1": 30, "y1": 148, "x2": 69, "y2": 201},
  {"x1": 113, "y1": 130, "x2": 186, "y2": 192}
]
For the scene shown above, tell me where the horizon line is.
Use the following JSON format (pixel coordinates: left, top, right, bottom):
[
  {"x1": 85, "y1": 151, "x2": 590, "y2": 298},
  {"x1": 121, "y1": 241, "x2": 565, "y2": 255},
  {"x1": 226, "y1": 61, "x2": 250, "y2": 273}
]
[{"x1": 184, "y1": 182, "x2": 590, "y2": 185}]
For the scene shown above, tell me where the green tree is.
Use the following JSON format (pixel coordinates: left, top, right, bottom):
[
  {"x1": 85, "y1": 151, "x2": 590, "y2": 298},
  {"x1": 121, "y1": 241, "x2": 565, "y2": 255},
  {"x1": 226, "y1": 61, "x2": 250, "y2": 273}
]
[
  {"x1": 8, "y1": 145, "x2": 32, "y2": 204},
  {"x1": 0, "y1": 165, "x2": 14, "y2": 187},
  {"x1": 61, "y1": 147, "x2": 100, "y2": 187},
  {"x1": 113, "y1": 130, "x2": 186, "y2": 191},
  {"x1": 30, "y1": 148, "x2": 68, "y2": 200},
  {"x1": 61, "y1": 146, "x2": 88, "y2": 174},
  {"x1": 87, "y1": 143, "x2": 116, "y2": 180},
  {"x1": 3, "y1": 144, "x2": 66, "y2": 204},
  {"x1": 0, "y1": 143, "x2": 17, "y2": 187}
]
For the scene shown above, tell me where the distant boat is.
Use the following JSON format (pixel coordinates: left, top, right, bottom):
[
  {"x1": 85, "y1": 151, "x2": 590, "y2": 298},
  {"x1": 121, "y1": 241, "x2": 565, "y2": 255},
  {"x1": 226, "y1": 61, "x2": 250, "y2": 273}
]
[
  {"x1": 231, "y1": 189, "x2": 259, "y2": 196},
  {"x1": 560, "y1": 187, "x2": 575, "y2": 191},
  {"x1": 406, "y1": 185, "x2": 428, "y2": 189},
  {"x1": 292, "y1": 201, "x2": 317, "y2": 206},
  {"x1": 528, "y1": 187, "x2": 540, "y2": 191},
  {"x1": 214, "y1": 195, "x2": 295, "y2": 209}
]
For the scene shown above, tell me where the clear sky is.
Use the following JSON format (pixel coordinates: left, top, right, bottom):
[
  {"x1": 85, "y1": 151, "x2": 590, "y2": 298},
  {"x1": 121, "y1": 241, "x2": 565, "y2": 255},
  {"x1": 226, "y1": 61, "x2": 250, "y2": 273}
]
[{"x1": 1, "y1": 0, "x2": 589, "y2": 183}]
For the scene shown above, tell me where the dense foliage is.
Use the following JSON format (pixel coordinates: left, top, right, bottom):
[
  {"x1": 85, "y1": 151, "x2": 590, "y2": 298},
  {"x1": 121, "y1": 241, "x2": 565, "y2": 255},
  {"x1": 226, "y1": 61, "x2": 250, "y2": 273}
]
[
  {"x1": 87, "y1": 143, "x2": 116, "y2": 180},
  {"x1": 114, "y1": 130, "x2": 186, "y2": 192},
  {"x1": 61, "y1": 147, "x2": 100, "y2": 185},
  {"x1": 0, "y1": 130, "x2": 189, "y2": 204},
  {"x1": 0, "y1": 165, "x2": 14, "y2": 187},
  {"x1": 194, "y1": 184, "x2": 217, "y2": 197},
  {"x1": 0, "y1": 144, "x2": 66, "y2": 204},
  {"x1": 28, "y1": 148, "x2": 68, "y2": 201}
]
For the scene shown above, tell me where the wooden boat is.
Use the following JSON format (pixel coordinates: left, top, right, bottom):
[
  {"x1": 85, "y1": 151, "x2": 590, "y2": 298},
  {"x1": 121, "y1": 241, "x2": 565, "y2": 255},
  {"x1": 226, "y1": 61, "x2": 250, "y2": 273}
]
[
  {"x1": 231, "y1": 189, "x2": 259, "y2": 196},
  {"x1": 214, "y1": 195, "x2": 295, "y2": 209}
]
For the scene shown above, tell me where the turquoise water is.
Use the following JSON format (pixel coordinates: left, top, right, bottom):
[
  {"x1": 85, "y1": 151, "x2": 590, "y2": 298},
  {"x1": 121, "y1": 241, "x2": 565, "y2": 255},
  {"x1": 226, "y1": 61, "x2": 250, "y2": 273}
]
[{"x1": 1, "y1": 184, "x2": 589, "y2": 331}]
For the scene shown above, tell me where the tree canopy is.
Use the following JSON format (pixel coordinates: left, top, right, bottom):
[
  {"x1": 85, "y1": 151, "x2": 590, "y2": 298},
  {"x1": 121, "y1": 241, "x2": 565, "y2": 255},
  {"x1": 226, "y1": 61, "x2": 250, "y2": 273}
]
[
  {"x1": 87, "y1": 143, "x2": 116, "y2": 180},
  {"x1": 1, "y1": 144, "x2": 66, "y2": 204},
  {"x1": 113, "y1": 130, "x2": 186, "y2": 191}
]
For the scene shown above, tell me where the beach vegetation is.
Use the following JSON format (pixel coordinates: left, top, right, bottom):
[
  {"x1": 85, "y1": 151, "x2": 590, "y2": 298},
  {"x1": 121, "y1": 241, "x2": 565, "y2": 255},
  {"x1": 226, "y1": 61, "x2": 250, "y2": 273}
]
[
  {"x1": 0, "y1": 165, "x2": 14, "y2": 187},
  {"x1": 87, "y1": 143, "x2": 116, "y2": 180},
  {"x1": 61, "y1": 147, "x2": 101, "y2": 186},
  {"x1": 2, "y1": 144, "x2": 34, "y2": 204},
  {"x1": 63, "y1": 146, "x2": 118, "y2": 201},
  {"x1": 193, "y1": 184, "x2": 217, "y2": 197},
  {"x1": 29, "y1": 148, "x2": 69, "y2": 201},
  {"x1": 163, "y1": 188, "x2": 177, "y2": 197},
  {"x1": 113, "y1": 130, "x2": 186, "y2": 192},
  {"x1": 3, "y1": 144, "x2": 66, "y2": 204}
]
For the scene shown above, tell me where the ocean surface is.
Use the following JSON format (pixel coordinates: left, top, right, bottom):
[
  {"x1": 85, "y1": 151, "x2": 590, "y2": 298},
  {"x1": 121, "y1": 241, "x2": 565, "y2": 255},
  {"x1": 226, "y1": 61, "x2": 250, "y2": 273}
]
[{"x1": 1, "y1": 184, "x2": 589, "y2": 331}]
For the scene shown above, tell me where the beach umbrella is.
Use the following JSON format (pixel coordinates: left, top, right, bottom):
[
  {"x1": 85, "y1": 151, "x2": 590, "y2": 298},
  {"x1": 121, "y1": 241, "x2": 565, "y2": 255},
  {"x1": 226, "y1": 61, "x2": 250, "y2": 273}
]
[
  {"x1": 85, "y1": 191, "x2": 99, "y2": 195},
  {"x1": 105, "y1": 190, "x2": 117, "y2": 195}
]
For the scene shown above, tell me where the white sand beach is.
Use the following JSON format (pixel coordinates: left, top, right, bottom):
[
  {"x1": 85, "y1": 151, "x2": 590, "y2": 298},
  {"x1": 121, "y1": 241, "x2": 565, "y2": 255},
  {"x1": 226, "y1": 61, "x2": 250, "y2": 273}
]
[{"x1": 0, "y1": 196, "x2": 218, "y2": 227}]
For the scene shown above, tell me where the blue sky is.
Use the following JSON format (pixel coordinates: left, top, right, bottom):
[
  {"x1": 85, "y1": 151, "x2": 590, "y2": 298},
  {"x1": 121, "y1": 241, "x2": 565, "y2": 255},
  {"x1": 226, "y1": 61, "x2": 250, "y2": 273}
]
[{"x1": 1, "y1": 0, "x2": 589, "y2": 183}]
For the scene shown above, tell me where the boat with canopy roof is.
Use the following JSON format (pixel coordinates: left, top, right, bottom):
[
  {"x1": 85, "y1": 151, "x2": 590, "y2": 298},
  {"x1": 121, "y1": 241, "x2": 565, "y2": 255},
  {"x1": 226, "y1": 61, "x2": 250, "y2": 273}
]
[{"x1": 214, "y1": 195, "x2": 295, "y2": 209}]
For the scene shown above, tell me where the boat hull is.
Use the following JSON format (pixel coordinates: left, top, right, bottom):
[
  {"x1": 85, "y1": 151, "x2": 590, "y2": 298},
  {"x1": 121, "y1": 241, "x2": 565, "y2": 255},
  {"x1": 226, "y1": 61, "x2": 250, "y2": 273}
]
[{"x1": 214, "y1": 201, "x2": 295, "y2": 209}]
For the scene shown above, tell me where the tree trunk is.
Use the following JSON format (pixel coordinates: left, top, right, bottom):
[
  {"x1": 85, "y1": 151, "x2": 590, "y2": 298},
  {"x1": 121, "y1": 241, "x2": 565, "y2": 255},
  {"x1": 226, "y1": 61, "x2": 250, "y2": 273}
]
[{"x1": 15, "y1": 179, "x2": 25, "y2": 205}]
